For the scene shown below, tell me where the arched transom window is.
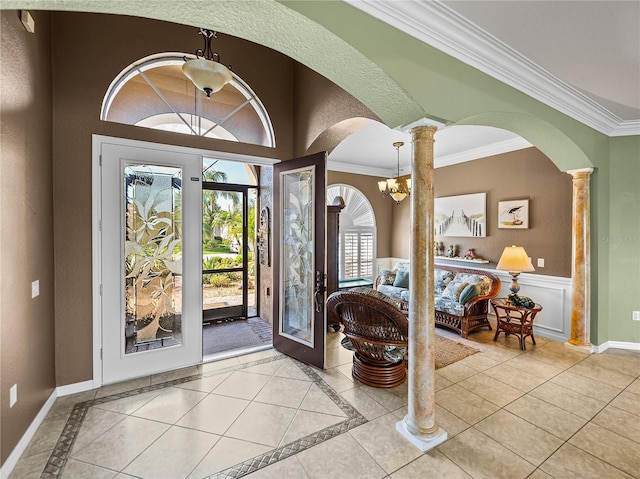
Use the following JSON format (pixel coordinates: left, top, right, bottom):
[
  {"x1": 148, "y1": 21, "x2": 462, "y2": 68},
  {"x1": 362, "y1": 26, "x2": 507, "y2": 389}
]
[
  {"x1": 327, "y1": 184, "x2": 376, "y2": 280},
  {"x1": 101, "y1": 54, "x2": 275, "y2": 147}
]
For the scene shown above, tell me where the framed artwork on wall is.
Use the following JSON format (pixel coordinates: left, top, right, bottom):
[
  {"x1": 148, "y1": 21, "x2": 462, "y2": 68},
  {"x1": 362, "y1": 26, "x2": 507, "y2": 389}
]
[
  {"x1": 435, "y1": 192, "x2": 486, "y2": 237},
  {"x1": 498, "y1": 199, "x2": 529, "y2": 229}
]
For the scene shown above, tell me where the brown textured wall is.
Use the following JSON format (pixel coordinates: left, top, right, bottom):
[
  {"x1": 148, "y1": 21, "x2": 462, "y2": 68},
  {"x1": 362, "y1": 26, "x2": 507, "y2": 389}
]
[
  {"x1": 327, "y1": 171, "x2": 393, "y2": 258},
  {"x1": 391, "y1": 147, "x2": 573, "y2": 277},
  {"x1": 50, "y1": 12, "x2": 296, "y2": 386},
  {"x1": 1, "y1": 10, "x2": 56, "y2": 464},
  {"x1": 293, "y1": 63, "x2": 380, "y2": 157}
]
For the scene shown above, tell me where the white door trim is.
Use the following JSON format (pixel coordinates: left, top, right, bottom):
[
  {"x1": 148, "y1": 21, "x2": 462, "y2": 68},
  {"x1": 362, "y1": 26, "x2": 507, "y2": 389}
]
[{"x1": 91, "y1": 135, "x2": 278, "y2": 386}]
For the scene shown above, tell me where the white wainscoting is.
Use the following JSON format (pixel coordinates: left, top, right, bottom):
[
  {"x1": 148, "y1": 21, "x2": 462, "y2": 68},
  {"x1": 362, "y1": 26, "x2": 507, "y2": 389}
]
[
  {"x1": 376, "y1": 258, "x2": 572, "y2": 343},
  {"x1": 491, "y1": 270, "x2": 572, "y2": 343}
]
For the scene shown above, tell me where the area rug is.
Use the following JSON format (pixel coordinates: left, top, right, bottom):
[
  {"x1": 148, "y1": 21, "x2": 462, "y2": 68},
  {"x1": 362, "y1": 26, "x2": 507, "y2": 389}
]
[
  {"x1": 434, "y1": 334, "x2": 479, "y2": 368},
  {"x1": 340, "y1": 334, "x2": 479, "y2": 369}
]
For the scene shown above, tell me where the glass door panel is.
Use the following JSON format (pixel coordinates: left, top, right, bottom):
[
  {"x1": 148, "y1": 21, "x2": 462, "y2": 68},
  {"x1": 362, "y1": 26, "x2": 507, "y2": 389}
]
[
  {"x1": 124, "y1": 165, "x2": 183, "y2": 352},
  {"x1": 280, "y1": 168, "x2": 315, "y2": 345},
  {"x1": 202, "y1": 187, "x2": 250, "y2": 321},
  {"x1": 202, "y1": 271, "x2": 244, "y2": 310}
]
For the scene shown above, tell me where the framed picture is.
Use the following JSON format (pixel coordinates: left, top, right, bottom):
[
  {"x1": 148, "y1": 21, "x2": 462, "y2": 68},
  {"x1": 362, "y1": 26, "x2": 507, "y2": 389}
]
[
  {"x1": 498, "y1": 199, "x2": 529, "y2": 229},
  {"x1": 435, "y1": 193, "x2": 486, "y2": 237}
]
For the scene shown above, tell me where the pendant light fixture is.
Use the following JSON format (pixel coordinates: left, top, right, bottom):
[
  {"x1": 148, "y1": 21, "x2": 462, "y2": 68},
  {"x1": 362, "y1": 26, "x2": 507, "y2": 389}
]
[
  {"x1": 378, "y1": 141, "x2": 411, "y2": 203},
  {"x1": 182, "y1": 29, "x2": 233, "y2": 99}
]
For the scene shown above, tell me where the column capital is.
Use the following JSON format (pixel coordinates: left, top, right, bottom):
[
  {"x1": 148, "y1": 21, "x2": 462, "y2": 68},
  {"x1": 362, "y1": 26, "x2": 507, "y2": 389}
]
[
  {"x1": 567, "y1": 167, "x2": 594, "y2": 179},
  {"x1": 410, "y1": 125, "x2": 438, "y2": 141}
]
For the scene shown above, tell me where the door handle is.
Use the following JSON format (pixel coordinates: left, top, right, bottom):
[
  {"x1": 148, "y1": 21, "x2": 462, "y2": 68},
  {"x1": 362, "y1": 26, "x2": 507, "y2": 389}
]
[{"x1": 314, "y1": 271, "x2": 326, "y2": 313}]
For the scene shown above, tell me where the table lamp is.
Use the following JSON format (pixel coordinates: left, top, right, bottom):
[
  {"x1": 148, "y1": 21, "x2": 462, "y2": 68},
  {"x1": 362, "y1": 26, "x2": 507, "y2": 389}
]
[{"x1": 496, "y1": 245, "x2": 535, "y2": 294}]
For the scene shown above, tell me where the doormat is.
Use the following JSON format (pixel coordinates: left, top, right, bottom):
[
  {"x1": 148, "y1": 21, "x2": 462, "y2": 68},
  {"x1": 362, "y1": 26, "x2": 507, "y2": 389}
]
[{"x1": 203, "y1": 319, "x2": 267, "y2": 355}]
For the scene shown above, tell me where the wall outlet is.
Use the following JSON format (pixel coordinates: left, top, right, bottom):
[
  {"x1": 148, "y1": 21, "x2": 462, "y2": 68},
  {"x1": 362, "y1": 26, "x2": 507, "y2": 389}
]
[
  {"x1": 537, "y1": 258, "x2": 545, "y2": 268},
  {"x1": 32, "y1": 280, "x2": 39, "y2": 298},
  {"x1": 10, "y1": 384, "x2": 17, "y2": 408},
  {"x1": 633, "y1": 311, "x2": 640, "y2": 321}
]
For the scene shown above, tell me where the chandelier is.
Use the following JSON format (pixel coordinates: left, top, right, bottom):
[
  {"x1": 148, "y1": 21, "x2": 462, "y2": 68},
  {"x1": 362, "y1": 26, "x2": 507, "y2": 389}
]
[
  {"x1": 182, "y1": 29, "x2": 233, "y2": 99},
  {"x1": 378, "y1": 141, "x2": 411, "y2": 203}
]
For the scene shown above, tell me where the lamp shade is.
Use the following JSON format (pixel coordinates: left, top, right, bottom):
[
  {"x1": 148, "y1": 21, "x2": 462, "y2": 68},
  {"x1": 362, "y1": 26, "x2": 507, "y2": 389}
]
[
  {"x1": 182, "y1": 58, "x2": 232, "y2": 98},
  {"x1": 496, "y1": 245, "x2": 535, "y2": 272}
]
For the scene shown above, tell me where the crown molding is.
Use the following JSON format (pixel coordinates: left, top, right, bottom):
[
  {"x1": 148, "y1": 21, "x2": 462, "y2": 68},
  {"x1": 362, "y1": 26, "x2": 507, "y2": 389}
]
[
  {"x1": 327, "y1": 160, "x2": 393, "y2": 177},
  {"x1": 347, "y1": 0, "x2": 640, "y2": 137},
  {"x1": 330, "y1": 137, "x2": 531, "y2": 177},
  {"x1": 435, "y1": 137, "x2": 532, "y2": 169}
]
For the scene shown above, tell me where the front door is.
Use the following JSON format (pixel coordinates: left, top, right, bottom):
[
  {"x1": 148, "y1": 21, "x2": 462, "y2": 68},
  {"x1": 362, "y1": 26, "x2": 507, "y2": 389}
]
[
  {"x1": 100, "y1": 141, "x2": 202, "y2": 384},
  {"x1": 273, "y1": 153, "x2": 327, "y2": 369}
]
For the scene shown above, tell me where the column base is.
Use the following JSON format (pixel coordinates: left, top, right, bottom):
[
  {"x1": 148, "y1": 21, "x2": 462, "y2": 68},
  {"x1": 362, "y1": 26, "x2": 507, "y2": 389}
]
[
  {"x1": 396, "y1": 418, "x2": 448, "y2": 452},
  {"x1": 564, "y1": 340, "x2": 594, "y2": 354}
]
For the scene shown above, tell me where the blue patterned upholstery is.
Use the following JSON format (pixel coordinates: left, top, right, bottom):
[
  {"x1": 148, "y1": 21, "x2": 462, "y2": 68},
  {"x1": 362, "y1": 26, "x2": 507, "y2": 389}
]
[{"x1": 376, "y1": 263, "x2": 493, "y2": 311}]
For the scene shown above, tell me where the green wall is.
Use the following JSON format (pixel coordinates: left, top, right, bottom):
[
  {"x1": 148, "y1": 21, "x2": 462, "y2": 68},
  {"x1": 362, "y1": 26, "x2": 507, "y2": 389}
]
[{"x1": 606, "y1": 136, "x2": 640, "y2": 343}]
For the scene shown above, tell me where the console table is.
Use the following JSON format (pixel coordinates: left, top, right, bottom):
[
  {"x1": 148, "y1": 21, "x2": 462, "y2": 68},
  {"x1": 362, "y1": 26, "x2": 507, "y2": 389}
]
[{"x1": 490, "y1": 298, "x2": 543, "y2": 350}]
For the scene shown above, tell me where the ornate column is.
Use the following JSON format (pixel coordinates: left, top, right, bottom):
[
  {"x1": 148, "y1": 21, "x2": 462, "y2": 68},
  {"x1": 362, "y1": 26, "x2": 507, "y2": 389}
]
[
  {"x1": 396, "y1": 125, "x2": 447, "y2": 450},
  {"x1": 565, "y1": 168, "x2": 594, "y2": 353}
]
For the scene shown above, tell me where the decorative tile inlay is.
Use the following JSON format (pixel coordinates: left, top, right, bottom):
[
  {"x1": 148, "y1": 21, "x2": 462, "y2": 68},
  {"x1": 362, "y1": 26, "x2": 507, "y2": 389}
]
[
  {"x1": 41, "y1": 353, "x2": 367, "y2": 478},
  {"x1": 209, "y1": 361, "x2": 367, "y2": 479}
]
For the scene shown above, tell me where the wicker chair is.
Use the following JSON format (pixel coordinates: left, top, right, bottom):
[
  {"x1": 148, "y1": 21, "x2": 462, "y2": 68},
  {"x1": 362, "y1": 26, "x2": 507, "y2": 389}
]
[{"x1": 326, "y1": 287, "x2": 409, "y2": 388}]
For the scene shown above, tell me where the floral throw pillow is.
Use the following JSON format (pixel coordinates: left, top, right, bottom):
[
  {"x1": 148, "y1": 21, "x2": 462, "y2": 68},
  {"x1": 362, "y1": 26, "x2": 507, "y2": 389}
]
[
  {"x1": 442, "y1": 280, "x2": 470, "y2": 302},
  {"x1": 379, "y1": 269, "x2": 397, "y2": 285},
  {"x1": 434, "y1": 269, "x2": 455, "y2": 292}
]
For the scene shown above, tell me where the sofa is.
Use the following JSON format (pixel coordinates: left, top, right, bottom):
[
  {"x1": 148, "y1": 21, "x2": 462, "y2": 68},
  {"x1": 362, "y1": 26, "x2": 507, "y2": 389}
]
[{"x1": 375, "y1": 262, "x2": 501, "y2": 338}]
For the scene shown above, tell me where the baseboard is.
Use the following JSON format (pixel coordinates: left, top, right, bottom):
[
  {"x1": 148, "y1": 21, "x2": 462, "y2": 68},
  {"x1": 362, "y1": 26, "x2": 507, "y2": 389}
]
[
  {"x1": 594, "y1": 341, "x2": 640, "y2": 353},
  {"x1": 56, "y1": 379, "x2": 96, "y2": 397},
  {"x1": 0, "y1": 390, "x2": 57, "y2": 479}
]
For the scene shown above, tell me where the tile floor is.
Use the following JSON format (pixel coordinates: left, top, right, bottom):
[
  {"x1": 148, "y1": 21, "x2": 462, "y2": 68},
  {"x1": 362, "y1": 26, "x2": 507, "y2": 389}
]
[{"x1": 9, "y1": 323, "x2": 640, "y2": 479}]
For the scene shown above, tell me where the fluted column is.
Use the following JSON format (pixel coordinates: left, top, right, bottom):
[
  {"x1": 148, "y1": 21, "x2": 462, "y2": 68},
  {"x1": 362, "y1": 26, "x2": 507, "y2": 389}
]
[
  {"x1": 565, "y1": 168, "x2": 594, "y2": 353},
  {"x1": 396, "y1": 125, "x2": 447, "y2": 450}
]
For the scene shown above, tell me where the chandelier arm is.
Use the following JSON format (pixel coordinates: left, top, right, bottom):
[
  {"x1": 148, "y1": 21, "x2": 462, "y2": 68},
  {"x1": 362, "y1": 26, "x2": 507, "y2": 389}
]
[
  {"x1": 380, "y1": 141, "x2": 410, "y2": 203},
  {"x1": 200, "y1": 29, "x2": 216, "y2": 60}
]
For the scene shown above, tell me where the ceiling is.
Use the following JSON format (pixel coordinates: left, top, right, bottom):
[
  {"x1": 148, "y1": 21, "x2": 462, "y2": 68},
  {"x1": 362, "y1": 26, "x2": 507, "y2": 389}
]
[
  {"x1": 441, "y1": 0, "x2": 640, "y2": 123},
  {"x1": 327, "y1": 121, "x2": 531, "y2": 177},
  {"x1": 330, "y1": 1, "x2": 639, "y2": 176}
]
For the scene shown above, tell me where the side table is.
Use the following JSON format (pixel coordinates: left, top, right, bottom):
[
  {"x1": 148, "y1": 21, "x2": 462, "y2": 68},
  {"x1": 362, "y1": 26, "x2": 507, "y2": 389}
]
[{"x1": 490, "y1": 298, "x2": 543, "y2": 350}]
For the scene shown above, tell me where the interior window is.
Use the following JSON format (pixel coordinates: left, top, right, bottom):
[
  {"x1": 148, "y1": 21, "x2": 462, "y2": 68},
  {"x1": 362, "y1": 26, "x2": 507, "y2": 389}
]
[
  {"x1": 101, "y1": 54, "x2": 275, "y2": 148},
  {"x1": 327, "y1": 184, "x2": 376, "y2": 280}
]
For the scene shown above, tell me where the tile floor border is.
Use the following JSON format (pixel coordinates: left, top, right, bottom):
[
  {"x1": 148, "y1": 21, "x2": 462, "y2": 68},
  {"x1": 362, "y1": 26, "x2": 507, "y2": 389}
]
[
  {"x1": 209, "y1": 361, "x2": 368, "y2": 479},
  {"x1": 38, "y1": 353, "x2": 368, "y2": 479},
  {"x1": 40, "y1": 354, "x2": 286, "y2": 478}
]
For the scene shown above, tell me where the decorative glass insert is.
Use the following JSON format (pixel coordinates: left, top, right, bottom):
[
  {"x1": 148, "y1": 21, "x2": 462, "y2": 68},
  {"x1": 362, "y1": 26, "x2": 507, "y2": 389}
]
[
  {"x1": 124, "y1": 164, "x2": 183, "y2": 353},
  {"x1": 280, "y1": 167, "x2": 315, "y2": 346}
]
